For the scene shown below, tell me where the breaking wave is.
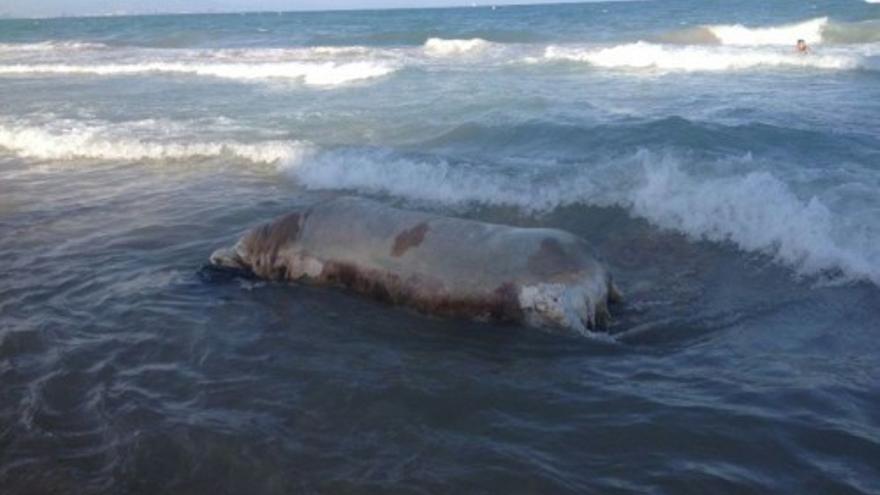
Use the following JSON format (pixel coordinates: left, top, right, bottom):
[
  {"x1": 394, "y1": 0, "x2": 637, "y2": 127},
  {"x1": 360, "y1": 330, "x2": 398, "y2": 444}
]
[
  {"x1": 423, "y1": 37, "x2": 492, "y2": 56},
  {"x1": 0, "y1": 41, "x2": 109, "y2": 52},
  {"x1": 277, "y1": 148, "x2": 880, "y2": 286},
  {"x1": 544, "y1": 42, "x2": 864, "y2": 72},
  {"x1": 661, "y1": 17, "x2": 880, "y2": 45},
  {"x1": 822, "y1": 19, "x2": 880, "y2": 44},
  {"x1": 0, "y1": 119, "x2": 313, "y2": 163},
  {"x1": 708, "y1": 17, "x2": 829, "y2": 46},
  {"x1": 0, "y1": 60, "x2": 397, "y2": 86},
  {"x1": 181, "y1": 45, "x2": 378, "y2": 61}
]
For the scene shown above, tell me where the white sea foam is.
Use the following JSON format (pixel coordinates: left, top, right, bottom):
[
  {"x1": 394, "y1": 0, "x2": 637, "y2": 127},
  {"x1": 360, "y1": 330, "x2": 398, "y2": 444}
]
[
  {"x1": 0, "y1": 40, "x2": 401, "y2": 85},
  {"x1": 0, "y1": 60, "x2": 397, "y2": 86},
  {"x1": 664, "y1": 18, "x2": 880, "y2": 46},
  {"x1": 544, "y1": 42, "x2": 862, "y2": 72},
  {"x1": 195, "y1": 45, "x2": 376, "y2": 61},
  {"x1": 0, "y1": 119, "x2": 313, "y2": 164},
  {"x1": 628, "y1": 159, "x2": 877, "y2": 282},
  {"x1": 277, "y1": 149, "x2": 880, "y2": 285},
  {"x1": 424, "y1": 37, "x2": 491, "y2": 56},
  {"x1": 707, "y1": 17, "x2": 829, "y2": 46},
  {"x1": 0, "y1": 41, "x2": 108, "y2": 52},
  {"x1": 0, "y1": 42, "x2": 387, "y2": 64}
]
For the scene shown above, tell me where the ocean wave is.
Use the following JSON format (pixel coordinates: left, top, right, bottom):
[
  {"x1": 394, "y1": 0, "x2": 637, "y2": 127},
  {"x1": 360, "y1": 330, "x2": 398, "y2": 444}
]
[
  {"x1": 822, "y1": 19, "x2": 880, "y2": 44},
  {"x1": 189, "y1": 45, "x2": 378, "y2": 61},
  {"x1": 662, "y1": 17, "x2": 880, "y2": 46},
  {"x1": 0, "y1": 119, "x2": 313, "y2": 163},
  {"x1": 313, "y1": 28, "x2": 538, "y2": 47},
  {"x1": 277, "y1": 148, "x2": 880, "y2": 286},
  {"x1": 628, "y1": 159, "x2": 877, "y2": 283},
  {"x1": 708, "y1": 17, "x2": 828, "y2": 46},
  {"x1": 544, "y1": 42, "x2": 863, "y2": 72},
  {"x1": 0, "y1": 60, "x2": 397, "y2": 85},
  {"x1": 0, "y1": 41, "x2": 383, "y2": 62},
  {"x1": 424, "y1": 38, "x2": 492, "y2": 56},
  {"x1": 0, "y1": 41, "x2": 108, "y2": 52}
]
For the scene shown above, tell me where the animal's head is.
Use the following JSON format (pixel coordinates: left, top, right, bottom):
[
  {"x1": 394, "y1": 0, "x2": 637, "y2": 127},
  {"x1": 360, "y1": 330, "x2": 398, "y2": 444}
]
[
  {"x1": 209, "y1": 243, "x2": 250, "y2": 272},
  {"x1": 210, "y1": 212, "x2": 305, "y2": 278}
]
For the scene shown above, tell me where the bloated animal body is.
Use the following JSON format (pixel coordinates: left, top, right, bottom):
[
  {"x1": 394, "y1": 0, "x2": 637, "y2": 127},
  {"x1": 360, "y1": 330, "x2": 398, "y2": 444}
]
[{"x1": 211, "y1": 197, "x2": 621, "y2": 335}]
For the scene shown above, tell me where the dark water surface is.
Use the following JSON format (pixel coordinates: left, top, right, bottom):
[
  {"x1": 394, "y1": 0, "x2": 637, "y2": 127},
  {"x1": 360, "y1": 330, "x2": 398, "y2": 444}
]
[{"x1": 2, "y1": 159, "x2": 879, "y2": 493}]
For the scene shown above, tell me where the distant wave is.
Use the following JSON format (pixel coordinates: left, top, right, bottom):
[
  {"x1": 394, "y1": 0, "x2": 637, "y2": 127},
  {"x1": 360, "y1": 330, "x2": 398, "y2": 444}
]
[
  {"x1": 423, "y1": 38, "x2": 492, "y2": 56},
  {"x1": 277, "y1": 147, "x2": 880, "y2": 286},
  {"x1": 708, "y1": 17, "x2": 828, "y2": 46},
  {"x1": 0, "y1": 60, "x2": 397, "y2": 85},
  {"x1": 822, "y1": 19, "x2": 880, "y2": 44},
  {"x1": 0, "y1": 119, "x2": 313, "y2": 163},
  {"x1": 544, "y1": 42, "x2": 864, "y2": 72},
  {"x1": 0, "y1": 41, "x2": 108, "y2": 52},
  {"x1": 0, "y1": 42, "x2": 379, "y2": 61},
  {"x1": 188, "y1": 45, "x2": 376, "y2": 61},
  {"x1": 661, "y1": 17, "x2": 880, "y2": 45},
  {"x1": 0, "y1": 41, "x2": 399, "y2": 85},
  {"x1": 315, "y1": 28, "x2": 538, "y2": 47},
  {"x1": 12, "y1": 34, "x2": 870, "y2": 81}
]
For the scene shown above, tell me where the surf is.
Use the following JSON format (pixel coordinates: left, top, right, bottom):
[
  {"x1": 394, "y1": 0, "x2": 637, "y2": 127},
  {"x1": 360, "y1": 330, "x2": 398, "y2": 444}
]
[
  {"x1": 423, "y1": 37, "x2": 492, "y2": 56},
  {"x1": 0, "y1": 118, "x2": 313, "y2": 163},
  {"x1": 543, "y1": 42, "x2": 865, "y2": 72},
  {"x1": 0, "y1": 60, "x2": 397, "y2": 85},
  {"x1": 661, "y1": 17, "x2": 880, "y2": 45}
]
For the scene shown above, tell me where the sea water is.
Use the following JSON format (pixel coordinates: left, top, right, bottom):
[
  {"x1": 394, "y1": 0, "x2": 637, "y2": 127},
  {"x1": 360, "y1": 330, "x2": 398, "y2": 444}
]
[{"x1": 1, "y1": 0, "x2": 879, "y2": 492}]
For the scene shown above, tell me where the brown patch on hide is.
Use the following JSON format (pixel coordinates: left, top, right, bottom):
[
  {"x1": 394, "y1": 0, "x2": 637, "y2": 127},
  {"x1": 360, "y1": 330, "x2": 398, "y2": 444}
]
[
  {"x1": 318, "y1": 260, "x2": 523, "y2": 323},
  {"x1": 391, "y1": 222, "x2": 430, "y2": 257},
  {"x1": 243, "y1": 212, "x2": 303, "y2": 279},
  {"x1": 490, "y1": 282, "x2": 524, "y2": 321},
  {"x1": 527, "y1": 238, "x2": 580, "y2": 278},
  {"x1": 424, "y1": 282, "x2": 522, "y2": 323}
]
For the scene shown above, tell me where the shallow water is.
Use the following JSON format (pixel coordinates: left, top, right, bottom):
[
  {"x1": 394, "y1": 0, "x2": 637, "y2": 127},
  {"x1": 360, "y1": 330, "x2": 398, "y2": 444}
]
[{"x1": 2, "y1": 1, "x2": 880, "y2": 493}]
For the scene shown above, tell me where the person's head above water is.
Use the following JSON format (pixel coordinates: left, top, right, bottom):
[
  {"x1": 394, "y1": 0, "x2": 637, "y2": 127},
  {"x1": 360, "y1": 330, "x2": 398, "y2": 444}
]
[{"x1": 796, "y1": 39, "x2": 809, "y2": 53}]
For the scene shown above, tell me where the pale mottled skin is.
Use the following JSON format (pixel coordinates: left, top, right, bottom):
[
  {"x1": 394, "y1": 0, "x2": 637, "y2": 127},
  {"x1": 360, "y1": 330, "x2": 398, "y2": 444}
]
[{"x1": 211, "y1": 197, "x2": 621, "y2": 335}]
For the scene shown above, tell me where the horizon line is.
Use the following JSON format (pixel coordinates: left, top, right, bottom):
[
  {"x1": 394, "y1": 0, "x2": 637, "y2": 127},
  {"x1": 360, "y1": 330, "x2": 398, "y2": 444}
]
[{"x1": 0, "y1": 0, "x2": 634, "y2": 21}]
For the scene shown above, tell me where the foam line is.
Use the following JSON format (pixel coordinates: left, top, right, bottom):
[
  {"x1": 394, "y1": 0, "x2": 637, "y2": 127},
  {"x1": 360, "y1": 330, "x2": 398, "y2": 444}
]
[
  {"x1": 544, "y1": 42, "x2": 863, "y2": 72},
  {"x1": 0, "y1": 119, "x2": 313, "y2": 163},
  {"x1": 0, "y1": 60, "x2": 397, "y2": 86}
]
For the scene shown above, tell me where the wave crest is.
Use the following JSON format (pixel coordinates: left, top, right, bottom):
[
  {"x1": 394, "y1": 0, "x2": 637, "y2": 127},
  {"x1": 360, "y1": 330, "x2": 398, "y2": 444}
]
[
  {"x1": 0, "y1": 41, "x2": 108, "y2": 52},
  {"x1": 661, "y1": 17, "x2": 880, "y2": 46},
  {"x1": 544, "y1": 42, "x2": 862, "y2": 72},
  {"x1": 0, "y1": 60, "x2": 397, "y2": 85},
  {"x1": 0, "y1": 119, "x2": 313, "y2": 164},
  {"x1": 424, "y1": 38, "x2": 491, "y2": 56},
  {"x1": 707, "y1": 17, "x2": 828, "y2": 46}
]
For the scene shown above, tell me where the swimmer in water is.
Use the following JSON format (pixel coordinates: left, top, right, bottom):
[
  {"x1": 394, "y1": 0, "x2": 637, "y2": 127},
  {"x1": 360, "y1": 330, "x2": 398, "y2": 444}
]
[{"x1": 796, "y1": 39, "x2": 810, "y2": 54}]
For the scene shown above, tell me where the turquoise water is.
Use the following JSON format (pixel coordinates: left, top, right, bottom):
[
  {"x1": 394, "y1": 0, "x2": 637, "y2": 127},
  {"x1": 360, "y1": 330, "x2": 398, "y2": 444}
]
[{"x1": 1, "y1": 1, "x2": 880, "y2": 492}]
